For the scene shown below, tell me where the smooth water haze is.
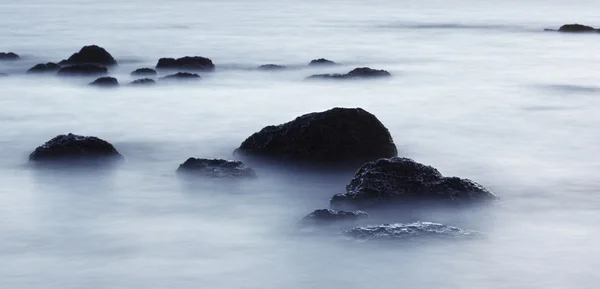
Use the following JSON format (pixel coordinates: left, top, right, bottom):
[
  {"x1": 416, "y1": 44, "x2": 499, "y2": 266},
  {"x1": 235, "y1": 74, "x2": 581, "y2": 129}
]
[{"x1": 1, "y1": 0, "x2": 600, "y2": 288}]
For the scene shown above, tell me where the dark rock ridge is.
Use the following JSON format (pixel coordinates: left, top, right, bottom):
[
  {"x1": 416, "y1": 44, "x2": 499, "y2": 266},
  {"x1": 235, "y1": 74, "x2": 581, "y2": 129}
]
[
  {"x1": 302, "y1": 209, "x2": 368, "y2": 223},
  {"x1": 156, "y1": 56, "x2": 215, "y2": 71},
  {"x1": 59, "y1": 45, "x2": 117, "y2": 66},
  {"x1": 344, "y1": 222, "x2": 477, "y2": 241},
  {"x1": 258, "y1": 64, "x2": 286, "y2": 71},
  {"x1": 160, "y1": 72, "x2": 201, "y2": 80},
  {"x1": 0, "y1": 52, "x2": 19, "y2": 60},
  {"x1": 57, "y1": 64, "x2": 107, "y2": 76},
  {"x1": 29, "y1": 133, "x2": 122, "y2": 162},
  {"x1": 89, "y1": 77, "x2": 119, "y2": 87},
  {"x1": 27, "y1": 62, "x2": 61, "y2": 74},
  {"x1": 130, "y1": 78, "x2": 156, "y2": 85},
  {"x1": 235, "y1": 107, "x2": 397, "y2": 164},
  {"x1": 557, "y1": 24, "x2": 599, "y2": 33},
  {"x1": 177, "y1": 158, "x2": 256, "y2": 178},
  {"x1": 309, "y1": 58, "x2": 336, "y2": 66},
  {"x1": 131, "y1": 68, "x2": 157, "y2": 76},
  {"x1": 330, "y1": 157, "x2": 496, "y2": 209},
  {"x1": 308, "y1": 67, "x2": 391, "y2": 80}
]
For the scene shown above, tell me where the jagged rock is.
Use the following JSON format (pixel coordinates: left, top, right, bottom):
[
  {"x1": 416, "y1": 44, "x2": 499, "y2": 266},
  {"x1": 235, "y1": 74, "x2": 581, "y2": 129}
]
[
  {"x1": 160, "y1": 72, "x2": 201, "y2": 81},
  {"x1": 258, "y1": 64, "x2": 286, "y2": 71},
  {"x1": 176, "y1": 158, "x2": 256, "y2": 178},
  {"x1": 57, "y1": 64, "x2": 107, "y2": 76},
  {"x1": 557, "y1": 24, "x2": 599, "y2": 33},
  {"x1": 131, "y1": 68, "x2": 157, "y2": 76},
  {"x1": 130, "y1": 78, "x2": 156, "y2": 85},
  {"x1": 59, "y1": 45, "x2": 117, "y2": 66},
  {"x1": 235, "y1": 107, "x2": 397, "y2": 164},
  {"x1": 156, "y1": 56, "x2": 215, "y2": 71},
  {"x1": 330, "y1": 157, "x2": 496, "y2": 209},
  {"x1": 29, "y1": 133, "x2": 122, "y2": 162},
  {"x1": 27, "y1": 62, "x2": 61, "y2": 74},
  {"x1": 89, "y1": 77, "x2": 119, "y2": 87},
  {"x1": 302, "y1": 209, "x2": 367, "y2": 223},
  {"x1": 0, "y1": 52, "x2": 19, "y2": 60},
  {"x1": 344, "y1": 222, "x2": 477, "y2": 241},
  {"x1": 309, "y1": 58, "x2": 336, "y2": 66},
  {"x1": 307, "y1": 67, "x2": 391, "y2": 80}
]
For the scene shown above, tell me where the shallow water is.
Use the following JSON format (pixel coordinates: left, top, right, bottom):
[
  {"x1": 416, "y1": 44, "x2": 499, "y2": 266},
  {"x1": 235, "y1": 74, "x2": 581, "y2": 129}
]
[{"x1": 1, "y1": 0, "x2": 600, "y2": 288}]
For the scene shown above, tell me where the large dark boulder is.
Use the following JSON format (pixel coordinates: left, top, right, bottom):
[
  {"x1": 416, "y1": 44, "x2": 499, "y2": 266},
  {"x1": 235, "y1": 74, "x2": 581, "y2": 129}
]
[
  {"x1": 258, "y1": 64, "x2": 286, "y2": 71},
  {"x1": 557, "y1": 24, "x2": 599, "y2": 33},
  {"x1": 29, "y1": 133, "x2": 122, "y2": 162},
  {"x1": 130, "y1": 78, "x2": 156, "y2": 86},
  {"x1": 59, "y1": 45, "x2": 117, "y2": 66},
  {"x1": 330, "y1": 157, "x2": 496, "y2": 209},
  {"x1": 177, "y1": 158, "x2": 256, "y2": 178},
  {"x1": 0, "y1": 52, "x2": 19, "y2": 61},
  {"x1": 27, "y1": 62, "x2": 61, "y2": 74},
  {"x1": 131, "y1": 68, "x2": 157, "y2": 76},
  {"x1": 309, "y1": 58, "x2": 336, "y2": 66},
  {"x1": 344, "y1": 222, "x2": 477, "y2": 241},
  {"x1": 302, "y1": 209, "x2": 367, "y2": 224},
  {"x1": 89, "y1": 77, "x2": 119, "y2": 87},
  {"x1": 235, "y1": 107, "x2": 397, "y2": 164},
  {"x1": 57, "y1": 64, "x2": 107, "y2": 76},
  {"x1": 160, "y1": 72, "x2": 201, "y2": 81},
  {"x1": 307, "y1": 67, "x2": 391, "y2": 80},
  {"x1": 156, "y1": 56, "x2": 215, "y2": 71}
]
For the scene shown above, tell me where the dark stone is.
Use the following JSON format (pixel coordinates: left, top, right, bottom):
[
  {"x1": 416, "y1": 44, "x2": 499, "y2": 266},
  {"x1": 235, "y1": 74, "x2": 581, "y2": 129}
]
[
  {"x1": 131, "y1": 68, "x2": 157, "y2": 76},
  {"x1": 0, "y1": 52, "x2": 19, "y2": 61},
  {"x1": 89, "y1": 77, "x2": 119, "y2": 87},
  {"x1": 29, "y1": 133, "x2": 122, "y2": 162},
  {"x1": 27, "y1": 62, "x2": 61, "y2": 74},
  {"x1": 557, "y1": 24, "x2": 599, "y2": 33},
  {"x1": 156, "y1": 56, "x2": 215, "y2": 71},
  {"x1": 57, "y1": 64, "x2": 108, "y2": 76},
  {"x1": 330, "y1": 157, "x2": 496, "y2": 209},
  {"x1": 59, "y1": 45, "x2": 117, "y2": 66},
  {"x1": 309, "y1": 58, "x2": 336, "y2": 66},
  {"x1": 235, "y1": 107, "x2": 397, "y2": 164},
  {"x1": 160, "y1": 72, "x2": 201, "y2": 80},
  {"x1": 344, "y1": 222, "x2": 477, "y2": 241},
  {"x1": 177, "y1": 158, "x2": 256, "y2": 178},
  {"x1": 302, "y1": 209, "x2": 367, "y2": 223},
  {"x1": 307, "y1": 67, "x2": 391, "y2": 80},
  {"x1": 130, "y1": 78, "x2": 156, "y2": 85},
  {"x1": 258, "y1": 64, "x2": 286, "y2": 71}
]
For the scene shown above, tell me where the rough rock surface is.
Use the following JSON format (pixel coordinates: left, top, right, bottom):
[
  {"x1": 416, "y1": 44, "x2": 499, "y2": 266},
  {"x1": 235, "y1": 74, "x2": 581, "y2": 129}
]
[
  {"x1": 308, "y1": 67, "x2": 391, "y2": 80},
  {"x1": 160, "y1": 72, "x2": 201, "y2": 80},
  {"x1": 57, "y1": 64, "x2": 107, "y2": 76},
  {"x1": 89, "y1": 77, "x2": 119, "y2": 87},
  {"x1": 258, "y1": 64, "x2": 286, "y2": 70},
  {"x1": 557, "y1": 24, "x2": 599, "y2": 33},
  {"x1": 59, "y1": 45, "x2": 117, "y2": 66},
  {"x1": 345, "y1": 222, "x2": 477, "y2": 241},
  {"x1": 29, "y1": 133, "x2": 122, "y2": 162},
  {"x1": 302, "y1": 209, "x2": 368, "y2": 223},
  {"x1": 177, "y1": 158, "x2": 256, "y2": 178},
  {"x1": 0, "y1": 52, "x2": 19, "y2": 60},
  {"x1": 156, "y1": 56, "x2": 215, "y2": 71},
  {"x1": 27, "y1": 62, "x2": 61, "y2": 74},
  {"x1": 131, "y1": 68, "x2": 157, "y2": 76},
  {"x1": 309, "y1": 58, "x2": 336, "y2": 66},
  {"x1": 130, "y1": 78, "x2": 156, "y2": 85},
  {"x1": 330, "y1": 157, "x2": 496, "y2": 209},
  {"x1": 235, "y1": 107, "x2": 397, "y2": 164}
]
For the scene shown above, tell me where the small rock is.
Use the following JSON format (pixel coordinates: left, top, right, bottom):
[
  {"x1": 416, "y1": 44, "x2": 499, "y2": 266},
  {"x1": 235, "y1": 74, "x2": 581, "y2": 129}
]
[
  {"x1": 309, "y1": 58, "x2": 336, "y2": 66},
  {"x1": 557, "y1": 24, "x2": 599, "y2": 33},
  {"x1": 344, "y1": 222, "x2": 477, "y2": 241},
  {"x1": 57, "y1": 64, "x2": 108, "y2": 76},
  {"x1": 160, "y1": 72, "x2": 201, "y2": 81},
  {"x1": 258, "y1": 64, "x2": 286, "y2": 71},
  {"x1": 29, "y1": 133, "x2": 122, "y2": 162},
  {"x1": 59, "y1": 45, "x2": 117, "y2": 66},
  {"x1": 89, "y1": 77, "x2": 119, "y2": 87},
  {"x1": 27, "y1": 62, "x2": 61, "y2": 74},
  {"x1": 130, "y1": 78, "x2": 156, "y2": 85},
  {"x1": 131, "y1": 68, "x2": 157, "y2": 76},
  {"x1": 176, "y1": 158, "x2": 256, "y2": 178},
  {"x1": 156, "y1": 56, "x2": 215, "y2": 71},
  {"x1": 302, "y1": 209, "x2": 368, "y2": 223},
  {"x1": 307, "y1": 67, "x2": 391, "y2": 80},
  {"x1": 0, "y1": 52, "x2": 19, "y2": 61}
]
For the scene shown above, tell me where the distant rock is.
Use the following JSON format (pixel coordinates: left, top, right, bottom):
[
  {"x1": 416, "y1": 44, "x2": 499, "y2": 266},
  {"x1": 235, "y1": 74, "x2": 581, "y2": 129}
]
[
  {"x1": 302, "y1": 209, "x2": 368, "y2": 224},
  {"x1": 131, "y1": 68, "x2": 157, "y2": 76},
  {"x1": 309, "y1": 58, "x2": 336, "y2": 66},
  {"x1": 330, "y1": 157, "x2": 496, "y2": 209},
  {"x1": 160, "y1": 72, "x2": 201, "y2": 81},
  {"x1": 258, "y1": 64, "x2": 286, "y2": 71},
  {"x1": 177, "y1": 158, "x2": 256, "y2": 178},
  {"x1": 307, "y1": 67, "x2": 391, "y2": 80},
  {"x1": 89, "y1": 77, "x2": 119, "y2": 87},
  {"x1": 59, "y1": 45, "x2": 117, "y2": 66},
  {"x1": 344, "y1": 222, "x2": 477, "y2": 241},
  {"x1": 0, "y1": 73, "x2": 8, "y2": 77},
  {"x1": 29, "y1": 133, "x2": 122, "y2": 162},
  {"x1": 156, "y1": 56, "x2": 215, "y2": 71},
  {"x1": 27, "y1": 62, "x2": 61, "y2": 74},
  {"x1": 235, "y1": 107, "x2": 397, "y2": 164},
  {"x1": 130, "y1": 78, "x2": 156, "y2": 86},
  {"x1": 557, "y1": 24, "x2": 599, "y2": 33},
  {"x1": 57, "y1": 64, "x2": 108, "y2": 76},
  {"x1": 0, "y1": 52, "x2": 19, "y2": 61}
]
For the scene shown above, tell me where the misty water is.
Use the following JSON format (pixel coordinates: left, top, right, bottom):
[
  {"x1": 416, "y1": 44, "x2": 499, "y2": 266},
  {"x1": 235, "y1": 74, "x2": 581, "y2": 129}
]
[{"x1": 2, "y1": 0, "x2": 600, "y2": 288}]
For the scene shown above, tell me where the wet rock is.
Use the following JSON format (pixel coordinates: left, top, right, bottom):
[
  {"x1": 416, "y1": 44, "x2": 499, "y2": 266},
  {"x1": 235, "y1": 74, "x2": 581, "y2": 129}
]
[
  {"x1": 330, "y1": 157, "x2": 496, "y2": 209},
  {"x1": 29, "y1": 133, "x2": 122, "y2": 162},
  {"x1": 307, "y1": 67, "x2": 391, "y2": 80},
  {"x1": 160, "y1": 72, "x2": 201, "y2": 81},
  {"x1": 176, "y1": 158, "x2": 256, "y2": 178},
  {"x1": 57, "y1": 64, "x2": 108, "y2": 76},
  {"x1": 557, "y1": 24, "x2": 599, "y2": 33},
  {"x1": 345, "y1": 222, "x2": 477, "y2": 241},
  {"x1": 89, "y1": 77, "x2": 119, "y2": 87},
  {"x1": 131, "y1": 68, "x2": 157, "y2": 76},
  {"x1": 0, "y1": 52, "x2": 19, "y2": 60},
  {"x1": 235, "y1": 107, "x2": 397, "y2": 164},
  {"x1": 27, "y1": 62, "x2": 61, "y2": 74},
  {"x1": 258, "y1": 64, "x2": 286, "y2": 71},
  {"x1": 59, "y1": 45, "x2": 117, "y2": 66},
  {"x1": 156, "y1": 56, "x2": 215, "y2": 71},
  {"x1": 309, "y1": 58, "x2": 336, "y2": 66},
  {"x1": 302, "y1": 209, "x2": 368, "y2": 223},
  {"x1": 130, "y1": 78, "x2": 156, "y2": 85}
]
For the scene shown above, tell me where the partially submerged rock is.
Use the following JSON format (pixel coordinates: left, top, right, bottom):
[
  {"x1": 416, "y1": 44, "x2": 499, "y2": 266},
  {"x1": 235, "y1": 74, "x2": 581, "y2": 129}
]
[
  {"x1": 258, "y1": 64, "x2": 286, "y2": 71},
  {"x1": 307, "y1": 67, "x2": 391, "y2": 80},
  {"x1": 57, "y1": 64, "x2": 107, "y2": 76},
  {"x1": 131, "y1": 68, "x2": 157, "y2": 76},
  {"x1": 29, "y1": 133, "x2": 122, "y2": 162},
  {"x1": 0, "y1": 52, "x2": 19, "y2": 61},
  {"x1": 345, "y1": 222, "x2": 477, "y2": 241},
  {"x1": 557, "y1": 24, "x2": 599, "y2": 33},
  {"x1": 27, "y1": 62, "x2": 61, "y2": 74},
  {"x1": 309, "y1": 58, "x2": 336, "y2": 66},
  {"x1": 235, "y1": 107, "x2": 397, "y2": 164},
  {"x1": 330, "y1": 157, "x2": 496, "y2": 209},
  {"x1": 156, "y1": 56, "x2": 215, "y2": 71},
  {"x1": 130, "y1": 78, "x2": 156, "y2": 85},
  {"x1": 177, "y1": 158, "x2": 256, "y2": 178},
  {"x1": 59, "y1": 45, "x2": 117, "y2": 66},
  {"x1": 160, "y1": 72, "x2": 201, "y2": 81},
  {"x1": 89, "y1": 77, "x2": 119, "y2": 87},
  {"x1": 302, "y1": 209, "x2": 368, "y2": 224}
]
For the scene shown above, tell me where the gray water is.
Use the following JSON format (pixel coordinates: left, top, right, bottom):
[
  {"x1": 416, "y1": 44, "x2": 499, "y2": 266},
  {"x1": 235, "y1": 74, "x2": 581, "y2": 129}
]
[{"x1": 2, "y1": 0, "x2": 600, "y2": 288}]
